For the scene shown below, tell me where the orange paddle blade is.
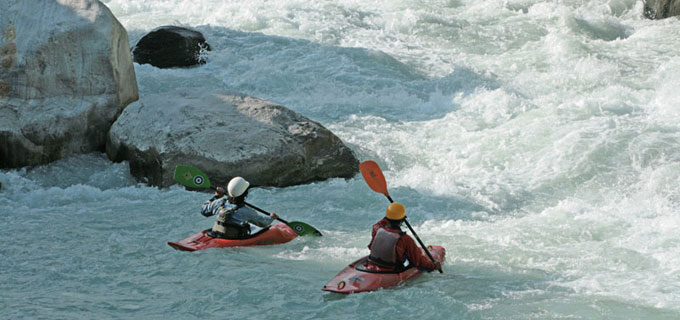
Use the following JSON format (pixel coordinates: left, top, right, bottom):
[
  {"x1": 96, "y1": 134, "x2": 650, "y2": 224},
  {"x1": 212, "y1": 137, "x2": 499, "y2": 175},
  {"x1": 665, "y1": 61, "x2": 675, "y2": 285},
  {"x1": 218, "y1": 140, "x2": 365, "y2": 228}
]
[{"x1": 359, "y1": 160, "x2": 389, "y2": 196}]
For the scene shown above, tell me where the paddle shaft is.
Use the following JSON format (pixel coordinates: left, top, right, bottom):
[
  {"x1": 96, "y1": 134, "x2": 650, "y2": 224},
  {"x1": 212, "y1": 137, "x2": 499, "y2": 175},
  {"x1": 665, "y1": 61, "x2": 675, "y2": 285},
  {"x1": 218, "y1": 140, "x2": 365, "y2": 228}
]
[
  {"x1": 244, "y1": 201, "x2": 290, "y2": 224},
  {"x1": 403, "y1": 218, "x2": 441, "y2": 273},
  {"x1": 211, "y1": 188, "x2": 321, "y2": 236},
  {"x1": 207, "y1": 185, "x2": 289, "y2": 224}
]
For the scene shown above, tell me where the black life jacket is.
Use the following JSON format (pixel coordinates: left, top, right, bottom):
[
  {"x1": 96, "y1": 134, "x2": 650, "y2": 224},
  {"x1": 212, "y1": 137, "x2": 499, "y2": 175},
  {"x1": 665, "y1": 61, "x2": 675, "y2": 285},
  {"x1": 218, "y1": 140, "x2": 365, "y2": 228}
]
[
  {"x1": 210, "y1": 205, "x2": 250, "y2": 239},
  {"x1": 368, "y1": 227, "x2": 406, "y2": 269}
]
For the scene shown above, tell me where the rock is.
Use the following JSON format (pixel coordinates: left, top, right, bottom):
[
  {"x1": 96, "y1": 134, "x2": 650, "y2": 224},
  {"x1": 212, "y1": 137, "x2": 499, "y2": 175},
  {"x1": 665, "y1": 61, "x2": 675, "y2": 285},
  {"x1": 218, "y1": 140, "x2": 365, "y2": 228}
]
[
  {"x1": 644, "y1": 0, "x2": 680, "y2": 19},
  {"x1": 132, "y1": 26, "x2": 211, "y2": 68},
  {"x1": 106, "y1": 89, "x2": 359, "y2": 188},
  {"x1": 0, "y1": 0, "x2": 138, "y2": 168}
]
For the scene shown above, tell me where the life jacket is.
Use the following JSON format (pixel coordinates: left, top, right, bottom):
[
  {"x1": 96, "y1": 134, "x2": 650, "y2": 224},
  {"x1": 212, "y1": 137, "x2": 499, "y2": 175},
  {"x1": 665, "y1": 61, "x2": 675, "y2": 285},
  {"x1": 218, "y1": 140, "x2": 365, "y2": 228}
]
[
  {"x1": 210, "y1": 206, "x2": 250, "y2": 239},
  {"x1": 368, "y1": 227, "x2": 406, "y2": 269}
]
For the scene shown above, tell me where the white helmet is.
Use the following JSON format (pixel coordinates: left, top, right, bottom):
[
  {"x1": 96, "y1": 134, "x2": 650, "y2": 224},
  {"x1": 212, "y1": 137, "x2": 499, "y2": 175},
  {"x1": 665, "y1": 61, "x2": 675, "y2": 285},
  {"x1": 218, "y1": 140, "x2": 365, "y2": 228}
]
[{"x1": 227, "y1": 177, "x2": 250, "y2": 197}]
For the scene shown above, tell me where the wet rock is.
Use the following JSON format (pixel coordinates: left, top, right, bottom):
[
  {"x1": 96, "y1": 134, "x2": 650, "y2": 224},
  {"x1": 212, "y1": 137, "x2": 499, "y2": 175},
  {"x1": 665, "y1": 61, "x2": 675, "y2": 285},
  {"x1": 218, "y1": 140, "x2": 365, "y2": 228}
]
[
  {"x1": 0, "y1": 0, "x2": 138, "y2": 168},
  {"x1": 106, "y1": 88, "x2": 359, "y2": 188},
  {"x1": 644, "y1": 0, "x2": 680, "y2": 19}
]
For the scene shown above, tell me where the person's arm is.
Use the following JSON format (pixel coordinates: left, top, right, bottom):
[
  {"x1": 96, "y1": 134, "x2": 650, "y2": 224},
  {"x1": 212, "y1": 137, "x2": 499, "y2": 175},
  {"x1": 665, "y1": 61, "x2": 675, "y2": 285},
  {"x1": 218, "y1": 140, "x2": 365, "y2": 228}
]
[
  {"x1": 240, "y1": 206, "x2": 275, "y2": 227},
  {"x1": 399, "y1": 236, "x2": 436, "y2": 271},
  {"x1": 201, "y1": 187, "x2": 225, "y2": 217}
]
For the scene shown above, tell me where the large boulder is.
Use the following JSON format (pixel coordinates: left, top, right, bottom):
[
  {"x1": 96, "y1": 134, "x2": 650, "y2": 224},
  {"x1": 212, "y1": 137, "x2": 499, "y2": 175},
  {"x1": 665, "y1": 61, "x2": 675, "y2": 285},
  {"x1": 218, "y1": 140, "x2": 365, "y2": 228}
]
[
  {"x1": 106, "y1": 89, "x2": 359, "y2": 188},
  {"x1": 132, "y1": 26, "x2": 211, "y2": 68},
  {"x1": 644, "y1": 0, "x2": 680, "y2": 19},
  {"x1": 0, "y1": 0, "x2": 138, "y2": 168}
]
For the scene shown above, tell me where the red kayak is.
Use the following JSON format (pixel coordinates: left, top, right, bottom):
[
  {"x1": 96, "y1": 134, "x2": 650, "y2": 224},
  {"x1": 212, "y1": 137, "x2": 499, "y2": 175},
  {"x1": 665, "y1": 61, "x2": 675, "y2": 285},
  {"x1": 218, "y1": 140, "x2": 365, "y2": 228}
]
[
  {"x1": 168, "y1": 223, "x2": 298, "y2": 251},
  {"x1": 322, "y1": 245, "x2": 445, "y2": 293}
]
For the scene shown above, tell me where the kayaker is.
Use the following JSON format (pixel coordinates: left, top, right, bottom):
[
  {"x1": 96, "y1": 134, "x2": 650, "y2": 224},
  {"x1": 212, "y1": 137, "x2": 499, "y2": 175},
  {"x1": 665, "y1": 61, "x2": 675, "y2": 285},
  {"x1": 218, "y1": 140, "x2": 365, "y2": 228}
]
[
  {"x1": 367, "y1": 202, "x2": 441, "y2": 272},
  {"x1": 201, "y1": 176, "x2": 279, "y2": 239}
]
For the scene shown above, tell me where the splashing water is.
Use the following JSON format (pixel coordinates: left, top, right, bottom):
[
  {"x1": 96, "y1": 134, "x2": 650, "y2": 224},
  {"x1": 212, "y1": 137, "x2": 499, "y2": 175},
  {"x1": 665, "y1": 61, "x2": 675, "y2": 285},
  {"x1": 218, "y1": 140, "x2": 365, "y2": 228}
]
[{"x1": 3, "y1": 0, "x2": 680, "y2": 318}]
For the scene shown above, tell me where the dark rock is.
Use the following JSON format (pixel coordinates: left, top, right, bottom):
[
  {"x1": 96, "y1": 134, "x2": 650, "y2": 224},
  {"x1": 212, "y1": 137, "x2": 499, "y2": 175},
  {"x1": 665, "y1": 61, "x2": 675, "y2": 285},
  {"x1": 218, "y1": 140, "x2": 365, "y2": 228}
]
[
  {"x1": 132, "y1": 26, "x2": 211, "y2": 68},
  {"x1": 644, "y1": 0, "x2": 680, "y2": 19}
]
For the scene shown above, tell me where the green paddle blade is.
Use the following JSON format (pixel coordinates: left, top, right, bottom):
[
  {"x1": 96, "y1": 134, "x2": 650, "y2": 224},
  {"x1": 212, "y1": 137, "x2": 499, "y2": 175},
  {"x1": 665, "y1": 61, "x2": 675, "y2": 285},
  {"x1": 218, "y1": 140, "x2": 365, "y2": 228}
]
[
  {"x1": 287, "y1": 221, "x2": 323, "y2": 237},
  {"x1": 174, "y1": 165, "x2": 212, "y2": 189}
]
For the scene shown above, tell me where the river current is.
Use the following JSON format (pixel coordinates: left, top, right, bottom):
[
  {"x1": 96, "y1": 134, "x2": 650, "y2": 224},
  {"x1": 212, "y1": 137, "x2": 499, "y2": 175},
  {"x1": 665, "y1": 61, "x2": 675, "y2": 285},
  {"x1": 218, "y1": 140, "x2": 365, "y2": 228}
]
[{"x1": 2, "y1": 0, "x2": 680, "y2": 318}]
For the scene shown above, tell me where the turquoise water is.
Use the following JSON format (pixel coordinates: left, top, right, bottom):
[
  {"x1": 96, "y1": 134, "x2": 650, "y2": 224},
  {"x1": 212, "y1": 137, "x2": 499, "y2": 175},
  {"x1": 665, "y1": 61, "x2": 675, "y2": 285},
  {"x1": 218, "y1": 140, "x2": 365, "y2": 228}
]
[{"x1": 3, "y1": 0, "x2": 680, "y2": 318}]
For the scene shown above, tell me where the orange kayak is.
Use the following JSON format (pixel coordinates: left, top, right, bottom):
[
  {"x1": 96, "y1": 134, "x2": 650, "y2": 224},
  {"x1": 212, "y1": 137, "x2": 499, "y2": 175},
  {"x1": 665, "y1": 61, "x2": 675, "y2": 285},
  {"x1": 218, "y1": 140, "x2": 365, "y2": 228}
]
[
  {"x1": 168, "y1": 223, "x2": 297, "y2": 251},
  {"x1": 322, "y1": 245, "x2": 445, "y2": 293}
]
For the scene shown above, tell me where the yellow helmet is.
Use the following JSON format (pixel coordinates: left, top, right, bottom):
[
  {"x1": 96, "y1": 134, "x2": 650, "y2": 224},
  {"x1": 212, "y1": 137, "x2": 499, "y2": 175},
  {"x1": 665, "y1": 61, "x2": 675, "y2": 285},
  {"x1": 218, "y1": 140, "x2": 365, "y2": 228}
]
[{"x1": 385, "y1": 202, "x2": 406, "y2": 220}]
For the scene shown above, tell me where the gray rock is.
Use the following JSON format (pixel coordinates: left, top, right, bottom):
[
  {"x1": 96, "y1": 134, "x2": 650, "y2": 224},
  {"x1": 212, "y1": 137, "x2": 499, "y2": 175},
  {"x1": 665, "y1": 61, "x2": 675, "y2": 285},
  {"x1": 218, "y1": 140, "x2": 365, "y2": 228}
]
[
  {"x1": 106, "y1": 89, "x2": 359, "y2": 188},
  {"x1": 0, "y1": 0, "x2": 138, "y2": 168},
  {"x1": 644, "y1": 0, "x2": 680, "y2": 19}
]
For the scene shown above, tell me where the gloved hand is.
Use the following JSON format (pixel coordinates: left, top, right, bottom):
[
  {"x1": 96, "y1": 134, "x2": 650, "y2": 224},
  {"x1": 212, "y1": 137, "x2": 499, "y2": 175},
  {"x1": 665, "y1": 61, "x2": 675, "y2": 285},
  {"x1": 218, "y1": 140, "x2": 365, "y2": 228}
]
[{"x1": 214, "y1": 186, "x2": 225, "y2": 198}]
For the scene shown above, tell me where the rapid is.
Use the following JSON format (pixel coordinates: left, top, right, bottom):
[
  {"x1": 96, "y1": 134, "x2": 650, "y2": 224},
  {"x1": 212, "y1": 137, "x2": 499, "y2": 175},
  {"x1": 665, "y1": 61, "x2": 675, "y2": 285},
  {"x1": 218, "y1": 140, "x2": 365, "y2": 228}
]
[{"x1": 2, "y1": 0, "x2": 680, "y2": 318}]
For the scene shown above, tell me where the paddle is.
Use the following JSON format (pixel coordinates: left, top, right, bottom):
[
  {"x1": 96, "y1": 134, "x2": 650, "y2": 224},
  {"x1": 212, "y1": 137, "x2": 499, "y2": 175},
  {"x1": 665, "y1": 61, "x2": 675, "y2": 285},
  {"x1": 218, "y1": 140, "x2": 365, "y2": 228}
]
[
  {"x1": 359, "y1": 160, "x2": 442, "y2": 273},
  {"x1": 173, "y1": 165, "x2": 322, "y2": 237}
]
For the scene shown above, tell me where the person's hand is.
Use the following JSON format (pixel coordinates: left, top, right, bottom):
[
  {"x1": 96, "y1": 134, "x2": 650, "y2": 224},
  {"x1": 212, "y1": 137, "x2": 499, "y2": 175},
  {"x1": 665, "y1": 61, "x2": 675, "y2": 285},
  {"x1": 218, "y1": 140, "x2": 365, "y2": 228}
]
[
  {"x1": 215, "y1": 186, "x2": 225, "y2": 198},
  {"x1": 270, "y1": 212, "x2": 279, "y2": 220},
  {"x1": 434, "y1": 261, "x2": 442, "y2": 271}
]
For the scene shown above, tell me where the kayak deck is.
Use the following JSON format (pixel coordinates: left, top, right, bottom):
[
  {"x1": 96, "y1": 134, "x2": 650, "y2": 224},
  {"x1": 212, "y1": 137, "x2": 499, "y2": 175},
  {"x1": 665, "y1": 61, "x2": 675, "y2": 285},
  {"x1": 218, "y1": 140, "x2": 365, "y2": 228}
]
[
  {"x1": 168, "y1": 223, "x2": 297, "y2": 251},
  {"x1": 322, "y1": 245, "x2": 445, "y2": 293}
]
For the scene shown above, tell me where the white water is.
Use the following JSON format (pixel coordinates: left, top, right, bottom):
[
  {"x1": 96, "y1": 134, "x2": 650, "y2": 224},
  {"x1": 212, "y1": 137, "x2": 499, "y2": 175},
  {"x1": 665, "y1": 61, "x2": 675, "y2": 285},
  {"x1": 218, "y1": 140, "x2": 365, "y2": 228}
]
[{"x1": 2, "y1": 0, "x2": 680, "y2": 318}]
